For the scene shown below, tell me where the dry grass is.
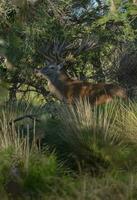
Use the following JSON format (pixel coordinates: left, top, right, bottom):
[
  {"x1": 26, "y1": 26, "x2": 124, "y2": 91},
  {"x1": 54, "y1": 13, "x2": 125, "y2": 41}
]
[
  {"x1": 57, "y1": 99, "x2": 137, "y2": 145},
  {"x1": 57, "y1": 99, "x2": 122, "y2": 149},
  {"x1": 0, "y1": 110, "x2": 36, "y2": 171},
  {"x1": 53, "y1": 99, "x2": 137, "y2": 173}
]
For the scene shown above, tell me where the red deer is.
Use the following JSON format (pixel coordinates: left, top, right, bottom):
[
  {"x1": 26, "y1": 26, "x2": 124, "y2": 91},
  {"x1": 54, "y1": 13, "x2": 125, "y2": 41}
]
[{"x1": 35, "y1": 63, "x2": 127, "y2": 106}]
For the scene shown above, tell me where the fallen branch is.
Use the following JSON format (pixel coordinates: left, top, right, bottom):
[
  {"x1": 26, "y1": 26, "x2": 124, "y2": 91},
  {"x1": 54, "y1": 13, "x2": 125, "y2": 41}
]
[{"x1": 9, "y1": 114, "x2": 40, "y2": 126}]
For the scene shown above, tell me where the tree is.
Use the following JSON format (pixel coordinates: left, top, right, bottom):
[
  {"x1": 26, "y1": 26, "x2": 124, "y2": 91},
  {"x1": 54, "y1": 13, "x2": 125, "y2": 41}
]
[{"x1": 0, "y1": 0, "x2": 137, "y2": 101}]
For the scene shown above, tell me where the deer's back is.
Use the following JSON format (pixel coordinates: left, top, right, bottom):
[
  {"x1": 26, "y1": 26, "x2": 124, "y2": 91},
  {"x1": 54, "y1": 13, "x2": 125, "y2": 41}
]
[{"x1": 64, "y1": 81, "x2": 126, "y2": 105}]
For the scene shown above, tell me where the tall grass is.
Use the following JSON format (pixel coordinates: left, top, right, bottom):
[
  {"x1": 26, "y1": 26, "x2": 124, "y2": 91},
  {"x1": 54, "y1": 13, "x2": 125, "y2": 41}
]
[
  {"x1": 54, "y1": 99, "x2": 137, "y2": 173},
  {"x1": 0, "y1": 101, "x2": 63, "y2": 199},
  {"x1": 113, "y1": 101, "x2": 137, "y2": 144},
  {"x1": 0, "y1": 111, "x2": 31, "y2": 169},
  {"x1": 1, "y1": 99, "x2": 137, "y2": 199}
]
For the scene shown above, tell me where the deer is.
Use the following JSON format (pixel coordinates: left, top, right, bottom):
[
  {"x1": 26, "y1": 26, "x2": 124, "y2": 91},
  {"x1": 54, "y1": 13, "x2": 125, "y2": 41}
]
[
  {"x1": 35, "y1": 63, "x2": 127, "y2": 106},
  {"x1": 35, "y1": 38, "x2": 127, "y2": 106}
]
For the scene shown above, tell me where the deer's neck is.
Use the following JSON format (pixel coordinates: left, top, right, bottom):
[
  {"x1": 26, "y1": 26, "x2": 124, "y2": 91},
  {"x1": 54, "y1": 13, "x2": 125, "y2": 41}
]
[{"x1": 47, "y1": 71, "x2": 73, "y2": 100}]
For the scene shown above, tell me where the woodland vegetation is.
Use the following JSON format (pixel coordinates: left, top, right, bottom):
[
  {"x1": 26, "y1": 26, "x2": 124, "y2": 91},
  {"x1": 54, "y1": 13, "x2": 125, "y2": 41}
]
[{"x1": 0, "y1": 0, "x2": 137, "y2": 199}]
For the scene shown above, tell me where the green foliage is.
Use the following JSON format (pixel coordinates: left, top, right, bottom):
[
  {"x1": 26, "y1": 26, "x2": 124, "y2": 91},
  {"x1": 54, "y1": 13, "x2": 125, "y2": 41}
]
[
  {"x1": 0, "y1": 0, "x2": 137, "y2": 100},
  {"x1": 0, "y1": 148, "x2": 13, "y2": 185},
  {"x1": 1, "y1": 99, "x2": 137, "y2": 198},
  {"x1": 24, "y1": 153, "x2": 59, "y2": 194}
]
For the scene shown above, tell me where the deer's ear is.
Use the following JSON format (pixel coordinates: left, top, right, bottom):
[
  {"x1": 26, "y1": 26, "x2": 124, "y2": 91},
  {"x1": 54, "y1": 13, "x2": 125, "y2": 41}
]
[
  {"x1": 57, "y1": 63, "x2": 63, "y2": 70},
  {"x1": 45, "y1": 60, "x2": 50, "y2": 66}
]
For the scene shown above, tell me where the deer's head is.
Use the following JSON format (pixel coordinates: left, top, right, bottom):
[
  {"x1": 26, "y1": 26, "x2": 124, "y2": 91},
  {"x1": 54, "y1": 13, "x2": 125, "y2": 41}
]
[{"x1": 35, "y1": 63, "x2": 64, "y2": 80}]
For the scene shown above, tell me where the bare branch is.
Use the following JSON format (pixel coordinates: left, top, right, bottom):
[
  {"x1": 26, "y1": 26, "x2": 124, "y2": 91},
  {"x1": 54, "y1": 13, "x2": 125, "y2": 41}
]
[{"x1": 9, "y1": 114, "x2": 40, "y2": 126}]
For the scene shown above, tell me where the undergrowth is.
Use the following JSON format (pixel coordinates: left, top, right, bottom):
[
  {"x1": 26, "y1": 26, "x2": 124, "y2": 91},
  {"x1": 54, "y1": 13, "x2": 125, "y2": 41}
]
[{"x1": 0, "y1": 99, "x2": 137, "y2": 199}]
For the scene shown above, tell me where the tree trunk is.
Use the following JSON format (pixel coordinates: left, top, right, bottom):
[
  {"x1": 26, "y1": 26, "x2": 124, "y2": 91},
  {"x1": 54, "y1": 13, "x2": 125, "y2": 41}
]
[
  {"x1": 133, "y1": 0, "x2": 137, "y2": 5},
  {"x1": 110, "y1": 0, "x2": 116, "y2": 13},
  {"x1": 9, "y1": 83, "x2": 17, "y2": 101}
]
